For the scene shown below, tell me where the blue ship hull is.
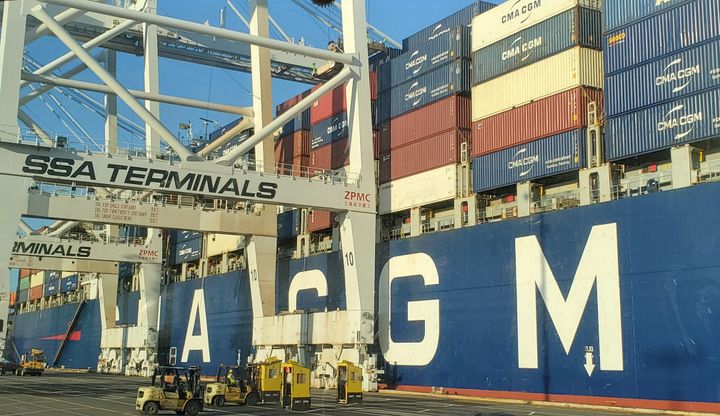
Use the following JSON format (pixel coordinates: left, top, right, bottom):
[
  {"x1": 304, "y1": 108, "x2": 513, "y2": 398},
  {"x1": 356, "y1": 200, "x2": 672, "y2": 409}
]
[{"x1": 10, "y1": 183, "x2": 720, "y2": 412}]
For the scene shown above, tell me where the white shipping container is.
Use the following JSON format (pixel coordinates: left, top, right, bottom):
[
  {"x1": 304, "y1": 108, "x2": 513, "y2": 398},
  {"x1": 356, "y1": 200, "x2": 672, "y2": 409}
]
[
  {"x1": 472, "y1": 47, "x2": 603, "y2": 121},
  {"x1": 206, "y1": 234, "x2": 244, "y2": 258},
  {"x1": 471, "y1": 0, "x2": 601, "y2": 52},
  {"x1": 30, "y1": 271, "x2": 44, "y2": 287},
  {"x1": 378, "y1": 165, "x2": 457, "y2": 215}
]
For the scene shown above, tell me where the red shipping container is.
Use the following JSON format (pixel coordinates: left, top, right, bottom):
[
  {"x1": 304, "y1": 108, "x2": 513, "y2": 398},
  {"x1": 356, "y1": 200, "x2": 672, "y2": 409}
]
[
  {"x1": 275, "y1": 130, "x2": 310, "y2": 165},
  {"x1": 472, "y1": 87, "x2": 604, "y2": 157},
  {"x1": 310, "y1": 72, "x2": 378, "y2": 125},
  {"x1": 277, "y1": 89, "x2": 312, "y2": 116},
  {"x1": 373, "y1": 129, "x2": 380, "y2": 160},
  {"x1": 370, "y1": 71, "x2": 378, "y2": 102},
  {"x1": 385, "y1": 95, "x2": 471, "y2": 152},
  {"x1": 379, "y1": 128, "x2": 469, "y2": 184},
  {"x1": 308, "y1": 210, "x2": 335, "y2": 233},
  {"x1": 29, "y1": 285, "x2": 43, "y2": 301},
  {"x1": 20, "y1": 269, "x2": 31, "y2": 279},
  {"x1": 310, "y1": 137, "x2": 350, "y2": 170}
]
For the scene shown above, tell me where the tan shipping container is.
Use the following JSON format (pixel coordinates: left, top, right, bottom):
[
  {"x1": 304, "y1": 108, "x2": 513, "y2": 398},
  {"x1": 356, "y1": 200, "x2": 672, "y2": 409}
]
[
  {"x1": 30, "y1": 271, "x2": 44, "y2": 288},
  {"x1": 378, "y1": 165, "x2": 458, "y2": 215},
  {"x1": 471, "y1": 47, "x2": 603, "y2": 121}
]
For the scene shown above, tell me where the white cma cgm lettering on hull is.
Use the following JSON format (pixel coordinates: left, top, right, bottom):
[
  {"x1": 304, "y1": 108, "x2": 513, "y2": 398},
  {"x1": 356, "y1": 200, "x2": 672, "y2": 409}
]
[
  {"x1": 515, "y1": 223, "x2": 624, "y2": 372},
  {"x1": 378, "y1": 253, "x2": 440, "y2": 366},
  {"x1": 182, "y1": 289, "x2": 211, "y2": 362}
]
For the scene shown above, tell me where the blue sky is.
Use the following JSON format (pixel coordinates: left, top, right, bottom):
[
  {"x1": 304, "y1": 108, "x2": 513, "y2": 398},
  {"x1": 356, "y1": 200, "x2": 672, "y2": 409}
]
[{"x1": 23, "y1": 0, "x2": 498, "y2": 147}]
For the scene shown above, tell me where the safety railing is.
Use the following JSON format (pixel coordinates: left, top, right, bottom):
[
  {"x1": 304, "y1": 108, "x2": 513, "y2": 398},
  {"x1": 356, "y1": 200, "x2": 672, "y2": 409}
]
[
  {"x1": 698, "y1": 159, "x2": 720, "y2": 183},
  {"x1": 531, "y1": 192, "x2": 581, "y2": 214}
]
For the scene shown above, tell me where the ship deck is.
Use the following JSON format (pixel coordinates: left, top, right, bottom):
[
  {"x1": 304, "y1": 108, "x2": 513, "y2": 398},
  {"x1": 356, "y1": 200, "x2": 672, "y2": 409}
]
[{"x1": 0, "y1": 371, "x2": 643, "y2": 416}]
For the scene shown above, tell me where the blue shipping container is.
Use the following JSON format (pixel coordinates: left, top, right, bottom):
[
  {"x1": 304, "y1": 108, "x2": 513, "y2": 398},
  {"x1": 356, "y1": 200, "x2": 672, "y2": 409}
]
[
  {"x1": 604, "y1": 0, "x2": 720, "y2": 75},
  {"x1": 44, "y1": 271, "x2": 60, "y2": 282},
  {"x1": 17, "y1": 289, "x2": 28, "y2": 303},
  {"x1": 277, "y1": 210, "x2": 300, "y2": 240},
  {"x1": 174, "y1": 238, "x2": 202, "y2": 265},
  {"x1": 473, "y1": 8, "x2": 602, "y2": 85},
  {"x1": 381, "y1": 26, "x2": 470, "y2": 92},
  {"x1": 377, "y1": 59, "x2": 471, "y2": 123},
  {"x1": 173, "y1": 230, "x2": 202, "y2": 243},
  {"x1": 606, "y1": 38, "x2": 720, "y2": 117},
  {"x1": 279, "y1": 109, "x2": 310, "y2": 137},
  {"x1": 605, "y1": 88, "x2": 720, "y2": 161},
  {"x1": 402, "y1": 1, "x2": 495, "y2": 51},
  {"x1": 369, "y1": 48, "x2": 402, "y2": 72},
  {"x1": 472, "y1": 129, "x2": 586, "y2": 192},
  {"x1": 219, "y1": 130, "x2": 251, "y2": 157},
  {"x1": 603, "y1": 0, "x2": 695, "y2": 32},
  {"x1": 310, "y1": 112, "x2": 348, "y2": 150},
  {"x1": 208, "y1": 118, "x2": 241, "y2": 142},
  {"x1": 44, "y1": 277, "x2": 59, "y2": 297},
  {"x1": 60, "y1": 275, "x2": 78, "y2": 294}
]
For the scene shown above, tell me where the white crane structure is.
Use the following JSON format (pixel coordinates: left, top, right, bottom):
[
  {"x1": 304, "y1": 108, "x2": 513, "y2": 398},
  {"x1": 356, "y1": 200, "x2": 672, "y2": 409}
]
[
  {"x1": 11, "y1": 224, "x2": 162, "y2": 375},
  {"x1": 0, "y1": 0, "x2": 377, "y2": 382}
]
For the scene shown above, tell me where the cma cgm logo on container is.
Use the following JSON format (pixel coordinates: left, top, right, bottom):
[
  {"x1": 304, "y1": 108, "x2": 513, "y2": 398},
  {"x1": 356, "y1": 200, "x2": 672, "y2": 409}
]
[
  {"x1": 326, "y1": 116, "x2": 348, "y2": 135},
  {"x1": 405, "y1": 81, "x2": 427, "y2": 107},
  {"x1": 427, "y1": 24, "x2": 450, "y2": 42},
  {"x1": 655, "y1": 58, "x2": 701, "y2": 93},
  {"x1": 657, "y1": 104, "x2": 703, "y2": 140},
  {"x1": 405, "y1": 50, "x2": 427, "y2": 75},
  {"x1": 508, "y1": 148, "x2": 539, "y2": 177},
  {"x1": 502, "y1": 35, "x2": 543, "y2": 62},
  {"x1": 502, "y1": 0, "x2": 541, "y2": 24}
]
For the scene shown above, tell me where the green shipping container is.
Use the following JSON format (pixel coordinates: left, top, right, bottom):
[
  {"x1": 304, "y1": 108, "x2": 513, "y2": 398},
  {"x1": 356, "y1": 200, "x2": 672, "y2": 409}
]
[{"x1": 18, "y1": 276, "x2": 30, "y2": 290}]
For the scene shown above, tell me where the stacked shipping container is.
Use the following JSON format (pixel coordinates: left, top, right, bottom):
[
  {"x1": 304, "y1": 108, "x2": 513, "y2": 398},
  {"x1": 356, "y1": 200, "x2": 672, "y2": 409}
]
[
  {"x1": 377, "y1": 25, "x2": 473, "y2": 186},
  {"x1": 603, "y1": 0, "x2": 720, "y2": 160},
  {"x1": 170, "y1": 230, "x2": 202, "y2": 265},
  {"x1": 470, "y1": 0, "x2": 603, "y2": 192},
  {"x1": 275, "y1": 90, "x2": 311, "y2": 174}
]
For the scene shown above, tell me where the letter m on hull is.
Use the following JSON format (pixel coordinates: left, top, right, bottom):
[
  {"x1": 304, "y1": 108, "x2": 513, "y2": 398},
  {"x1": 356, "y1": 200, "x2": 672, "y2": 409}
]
[{"x1": 515, "y1": 223, "x2": 623, "y2": 371}]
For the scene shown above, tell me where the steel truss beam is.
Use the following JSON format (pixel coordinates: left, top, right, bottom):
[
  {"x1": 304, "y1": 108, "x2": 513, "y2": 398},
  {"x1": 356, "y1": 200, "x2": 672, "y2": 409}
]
[{"x1": 22, "y1": 73, "x2": 254, "y2": 116}]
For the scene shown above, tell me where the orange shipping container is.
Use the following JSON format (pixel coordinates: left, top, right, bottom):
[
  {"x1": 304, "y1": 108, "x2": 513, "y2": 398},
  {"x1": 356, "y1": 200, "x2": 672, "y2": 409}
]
[
  {"x1": 9, "y1": 292, "x2": 16, "y2": 305},
  {"x1": 29, "y1": 285, "x2": 43, "y2": 301},
  {"x1": 20, "y1": 269, "x2": 32, "y2": 279},
  {"x1": 308, "y1": 210, "x2": 335, "y2": 233}
]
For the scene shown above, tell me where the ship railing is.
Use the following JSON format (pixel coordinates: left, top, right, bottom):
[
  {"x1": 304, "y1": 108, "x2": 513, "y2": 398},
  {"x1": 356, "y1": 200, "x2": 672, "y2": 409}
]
[
  {"x1": 531, "y1": 191, "x2": 581, "y2": 214},
  {"x1": 612, "y1": 172, "x2": 673, "y2": 200},
  {"x1": 698, "y1": 158, "x2": 720, "y2": 183},
  {"x1": 478, "y1": 203, "x2": 518, "y2": 223}
]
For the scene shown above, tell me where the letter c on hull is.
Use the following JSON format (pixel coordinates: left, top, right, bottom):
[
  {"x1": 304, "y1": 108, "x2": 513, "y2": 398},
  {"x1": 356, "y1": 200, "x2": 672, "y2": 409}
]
[{"x1": 379, "y1": 253, "x2": 440, "y2": 366}]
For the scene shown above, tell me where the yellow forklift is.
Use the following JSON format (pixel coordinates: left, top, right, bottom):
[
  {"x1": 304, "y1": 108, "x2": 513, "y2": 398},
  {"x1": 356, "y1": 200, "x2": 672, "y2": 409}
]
[
  {"x1": 204, "y1": 359, "x2": 282, "y2": 407},
  {"x1": 281, "y1": 361, "x2": 311, "y2": 411},
  {"x1": 15, "y1": 349, "x2": 46, "y2": 376},
  {"x1": 136, "y1": 366, "x2": 204, "y2": 415},
  {"x1": 337, "y1": 361, "x2": 363, "y2": 404}
]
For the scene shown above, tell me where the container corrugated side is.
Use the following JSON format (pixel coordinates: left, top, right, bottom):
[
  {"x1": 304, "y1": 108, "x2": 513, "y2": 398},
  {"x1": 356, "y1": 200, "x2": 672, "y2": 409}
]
[
  {"x1": 309, "y1": 137, "x2": 349, "y2": 170},
  {"x1": 472, "y1": 7, "x2": 602, "y2": 85},
  {"x1": 277, "y1": 210, "x2": 300, "y2": 240},
  {"x1": 382, "y1": 95, "x2": 471, "y2": 152},
  {"x1": 277, "y1": 89, "x2": 312, "y2": 116},
  {"x1": 472, "y1": 129, "x2": 586, "y2": 192},
  {"x1": 472, "y1": 87, "x2": 603, "y2": 157},
  {"x1": 278, "y1": 109, "x2": 310, "y2": 137},
  {"x1": 471, "y1": 0, "x2": 600, "y2": 51},
  {"x1": 208, "y1": 119, "x2": 241, "y2": 142},
  {"x1": 174, "y1": 238, "x2": 202, "y2": 265},
  {"x1": 378, "y1": 165, "x2": 458, "y2": 214},
  {"x1": 379, "y1": 128, "x2": 468, "y2": 184},
  {"x1": 605, "y1": 87, "x2": 720, "y2": 161},
  {"x1": 310, "y1": 112, "x2": 348, "y2": 150},
  {"x1": 45, "y1": 277, "x2": 59, "y2": 297},
  {"x1": 604, "y1": 0, "x2": 720, "y2": 75},
  {"x1": 308, "y1": 210, "x2": 335, "y2": 233},
  {"x1": 403, "y1": 1, "x2": 496, "y2": 51},
  {"x1": 606, "y1": 38, "x2": 720, "y2": 117},
  {"x1": 29, "y1": 285, "x2": 43, "y2": 301},
  {"x1": 60, "y1": 275, "x2": 78, "y2": 293},
  {"x1": 17, "y1": 289, "x2": 28, "y2": 303},
  {"x1": 472, "y1": 47, "x2": 604, "y2": 120},
  {"x1": 378, "y1": 59, "x2": 471, "y2": 123},
  {"x1": 603, "y1": 0, "x2": 695, "y2": 32},
  {"x1": 310, "y1": 84, "x2": 346, "y2": 125},
  {"x1": 30, "y1": 271, "x2": 43, "y2": 288},
  {"x1": 275, "y1": 130, "x2": 310, "y2": 165},
  {"x1": 19, "y1": 269, "x2": 31, "y2": 279},
  {"x1": 19, "y1": 276, "x2": 29, "y2": 290},
  {"x1": 381, "y1": 26, "x2": 470, "y2": 91}
]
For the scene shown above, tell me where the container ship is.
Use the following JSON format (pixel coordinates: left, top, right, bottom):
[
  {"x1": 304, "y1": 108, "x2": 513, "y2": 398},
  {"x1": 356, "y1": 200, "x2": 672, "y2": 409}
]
[{"x1": 7, "y1": 0, "x2": 720, "y2": 413}]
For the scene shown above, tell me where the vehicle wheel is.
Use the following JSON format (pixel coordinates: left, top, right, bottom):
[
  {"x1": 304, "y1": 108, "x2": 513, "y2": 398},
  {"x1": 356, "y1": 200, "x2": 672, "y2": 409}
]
[
  {"x1": 14, "y1": 368, "x2": 20, "y2": 376},
  {"x1": 184, "y1": 400, "x2": 201, "y2": 416},
  {"x1": 21, "y1": 368, "x2": 25, "y2": 376},
  {"x1": 1, "y1": 368, "x2": 5, "y2": 375},
  {"x1": 245, "y1": 392, "x2": 259, "y2": 406},
  {"x1": 142, "y1": 401, "x2": 159, "y2": 415},
  {"x1": 212, "y1": 395, "x2": 225, "y2": 407}
]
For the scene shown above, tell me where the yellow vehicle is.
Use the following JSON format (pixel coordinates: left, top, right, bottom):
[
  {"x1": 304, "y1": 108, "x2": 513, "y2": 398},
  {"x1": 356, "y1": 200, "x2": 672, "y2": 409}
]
[
  {"x1": 16, "y1": 349, "x2": 45, "y2": 376},
  {"x1": 204, "y1": 359, "x2": 282, "y2": 407},
  {"x1": 136, "y1": 366, "x2": 204, "y2": 416},
  {"x1": 281, "y1": 361, "x2": 311, "y2": 411},
  {"x1": 337, "y1": 361, "x2": 363, "y2": 404}
]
